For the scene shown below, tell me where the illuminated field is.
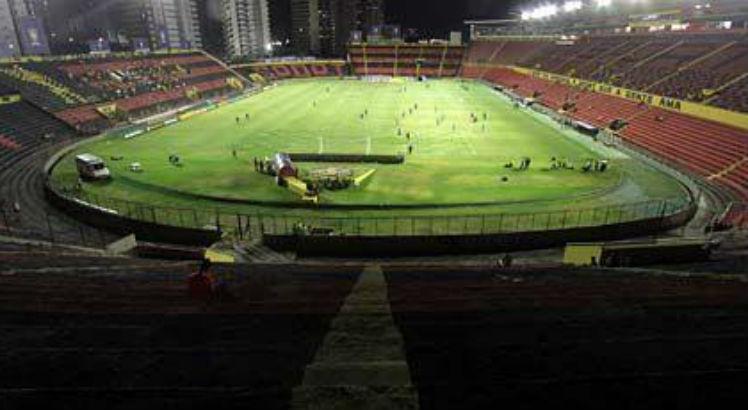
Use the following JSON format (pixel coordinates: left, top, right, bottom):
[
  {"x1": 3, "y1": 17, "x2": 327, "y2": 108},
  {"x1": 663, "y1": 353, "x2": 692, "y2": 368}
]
[{"x1": 51, "y1": 78, "x2": 689, "y2": 223}]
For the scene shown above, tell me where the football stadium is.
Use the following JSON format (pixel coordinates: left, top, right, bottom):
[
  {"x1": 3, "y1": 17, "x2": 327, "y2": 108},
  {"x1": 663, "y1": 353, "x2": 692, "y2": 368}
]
[{"x1": 1, "y1": 0, "x2": 748, "y2": 408}]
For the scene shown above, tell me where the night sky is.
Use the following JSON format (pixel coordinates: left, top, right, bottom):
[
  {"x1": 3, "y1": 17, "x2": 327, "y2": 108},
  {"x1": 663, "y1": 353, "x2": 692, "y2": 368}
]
[
  {"x1": 257, "y1": 0, "x2": 523, "y2": 48},
  {"x1": 385, "y1": 0, "x2": 520, "y2": 38}
]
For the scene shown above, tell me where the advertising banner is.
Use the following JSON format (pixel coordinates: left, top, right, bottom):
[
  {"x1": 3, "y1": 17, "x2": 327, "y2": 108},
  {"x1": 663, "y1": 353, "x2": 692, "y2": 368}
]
[
  {"x1": 17, "y1": 16, "x2": 50, "y2": 55},
  {"x1": 512, "y1": 66, "x2": 748, "y2": 131}
]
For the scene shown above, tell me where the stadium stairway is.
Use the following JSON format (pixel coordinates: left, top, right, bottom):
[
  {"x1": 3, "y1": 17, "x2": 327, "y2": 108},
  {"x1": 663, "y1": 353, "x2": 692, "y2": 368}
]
[{"x1": 2, "y1": 258, "x2": 748, "y2": 409}]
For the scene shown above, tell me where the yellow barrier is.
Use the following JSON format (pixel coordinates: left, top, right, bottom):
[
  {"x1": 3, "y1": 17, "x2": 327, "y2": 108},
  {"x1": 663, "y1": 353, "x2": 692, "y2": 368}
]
[
  {"x1": 563, "y1": 243, "x2": 604, "y2": 266},
  {"x1": 178, "y1": 107, "x2": 208, "y2": 121},
  {"x1": 564, "y1": 238, "x2": 709, "y2": 266},
  {"x1": 227, "y1": 77, "x2": 244, "y2": 90},
  {"x1": 96, "y1": 103, "x2": 118, "y2": 118},
  {"x1": 286, "y1": 177, "x2": 306, "y2": 195},
  {"x1": 249, "y1": 73, "x2": 265, "y2": 83},
  {"x1": 353, "y1": 169, "x2": 376, "y2": 187},
  {"x1": 205, "y1": 248, "x2": 236, "y2": 264},
  {"x1": 286, "y1": 177, "x2": 319, "y2": 204},
  {"x1": 508, "y1": 65, "x2": 748, "y2": 130},
  {"x1": 0, "y1": 94, "x2": 21, "y2": 105}
]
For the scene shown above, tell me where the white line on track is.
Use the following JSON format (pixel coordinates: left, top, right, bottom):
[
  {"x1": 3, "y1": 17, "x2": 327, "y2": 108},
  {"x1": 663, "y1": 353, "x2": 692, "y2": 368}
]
[
  {"x1": 366, "y1": 135, "x2": 372, "y2": 155},
  {"x1": 318, "y1": 137, "x2": 324, "y2": 154}
]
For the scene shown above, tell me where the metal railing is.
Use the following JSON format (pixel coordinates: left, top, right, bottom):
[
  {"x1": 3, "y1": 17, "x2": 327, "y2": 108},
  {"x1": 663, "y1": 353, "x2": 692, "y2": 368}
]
[{"x1": 48, "y1": 181, "x2": 694, "y2": 240}]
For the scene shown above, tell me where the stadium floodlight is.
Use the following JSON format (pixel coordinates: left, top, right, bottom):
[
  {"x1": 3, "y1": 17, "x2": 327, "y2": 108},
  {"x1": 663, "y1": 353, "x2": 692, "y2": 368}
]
[
  {"x1": 563, "y1": 1, "x2": 583, "y2": 12},
  {"x1": 539, "y1": 4, "x2": 558, "y2": 19},
  {"x1": 526, "y1": 4, "x2": 558, "y2": 20},
  {"x1": 520, "y1": 3, "x2": 561, "y2": 21}
]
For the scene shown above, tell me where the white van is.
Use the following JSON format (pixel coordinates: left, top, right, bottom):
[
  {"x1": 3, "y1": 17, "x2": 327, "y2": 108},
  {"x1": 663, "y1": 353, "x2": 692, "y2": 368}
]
[{"x1": 75, "y1": 154, "x2": 111, "y2": 180}]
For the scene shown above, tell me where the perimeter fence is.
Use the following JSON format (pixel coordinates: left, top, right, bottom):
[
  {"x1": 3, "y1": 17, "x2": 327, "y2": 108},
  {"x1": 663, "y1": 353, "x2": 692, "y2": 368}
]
[{"x1": 47, "y1": 180, "x2": 695, "y2": 241}]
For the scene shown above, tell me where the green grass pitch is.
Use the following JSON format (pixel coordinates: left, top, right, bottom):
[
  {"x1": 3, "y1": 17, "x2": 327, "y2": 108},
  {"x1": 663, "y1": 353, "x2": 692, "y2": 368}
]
[{"x1": 52, "y1": 78, "x2": 689, "y2": 222}]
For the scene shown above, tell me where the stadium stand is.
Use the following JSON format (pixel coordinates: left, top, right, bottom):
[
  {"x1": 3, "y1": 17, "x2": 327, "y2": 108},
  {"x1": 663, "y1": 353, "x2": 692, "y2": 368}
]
[
  {"x1": 0, "y1": 52, "x2": 244, "y2": 134},
  {"x1": 711, "y1": 74, "x2": 748, "y2": 113},
  {"x1": 233, "y1": 61, "x2": 347, "y2": 81},
  {"x1": 488, "y1": 40, "x2": 549, "y2": 66},
  {"x1": 646, "y1": 40, "x2": 748, "y2": 100},
  {"x1": 593, "y1": 39, "x2": 682, "y2": 86},
  {"x1": 553, "y1": 37, "x2": 638, "y2": 78},
  {"x1": 2, "y1": 256, "x2": 748, "y2": 408},
  {"x1": 465, "y1": 34, "x2": 748, "y2": 113},
  {"x1": 0, "y1": 101, "x2": 73, "y2": 156},
  {"x1": 620, "y1": 40, "x2": 719, "y2": 91},
  {"x1": 0, "y1": 82, "x2": 17, "y2": 98},
  {"x1": 56, "y1": 53, "x2": 227, "y2": 101},
  {"x1": 0, "y1": 65, "x2": 86, "y2": 111},
  {"x1": 349, "y1": 44, "x2": 464, "y2": 77}
]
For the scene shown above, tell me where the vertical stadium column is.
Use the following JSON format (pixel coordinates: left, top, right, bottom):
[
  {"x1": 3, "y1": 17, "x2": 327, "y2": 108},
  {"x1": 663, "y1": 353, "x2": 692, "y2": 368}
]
[
  {"x1": 416, "y1": 45, "x2": 424, "y2": 78},
  {"x1": 363, "y1": 44, "x2": 369, "y2": 77},
  {"x1": 394, "y1": 44, "x2": 399, "y2": 77},
  {"x1": 479, "y1": 42, "x2": 505, "y2": 80},
  {"x1": 438, "y1": 44, "x2": 448, "y2": 78}
]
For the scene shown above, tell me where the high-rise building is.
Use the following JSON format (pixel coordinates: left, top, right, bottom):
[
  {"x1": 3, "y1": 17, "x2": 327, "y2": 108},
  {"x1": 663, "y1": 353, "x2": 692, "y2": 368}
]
[
  {"x1": 357, "y1": 0, "x2": 384, "y2": 37},
  {"x1": 196, "y1": 0, "x2": 225, "y2": 57},
  {"x1": 0, "y1": 0, "x2": 22, "y2": 57},
  {"x1": 0, "y1": 0, "x2": 50, "y2": 57},
  {"x1": 114, "y1": 0, "x2": 203, "y2": 50},
  {"x1": 4, "y1": 0, "x2": 204, "y2": 55},
  {"x1": 290, "y1": 0, "x2": 318, "y2": 55},
  {"x1": 221, "y1": 0, "x2": 271, "y2": 59},
  {"x1": 268, "y1": 0, "x2": 292, "y2": 54},
  {"x1": 290, "y1": 0, "x2": 382, "y2": 57},
  {"x1": 32, "y1": 0, "x2": 117, "y2": 54},
  {"x1": 175, "y1": 0, "x2": 203, "y2": 48}
]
